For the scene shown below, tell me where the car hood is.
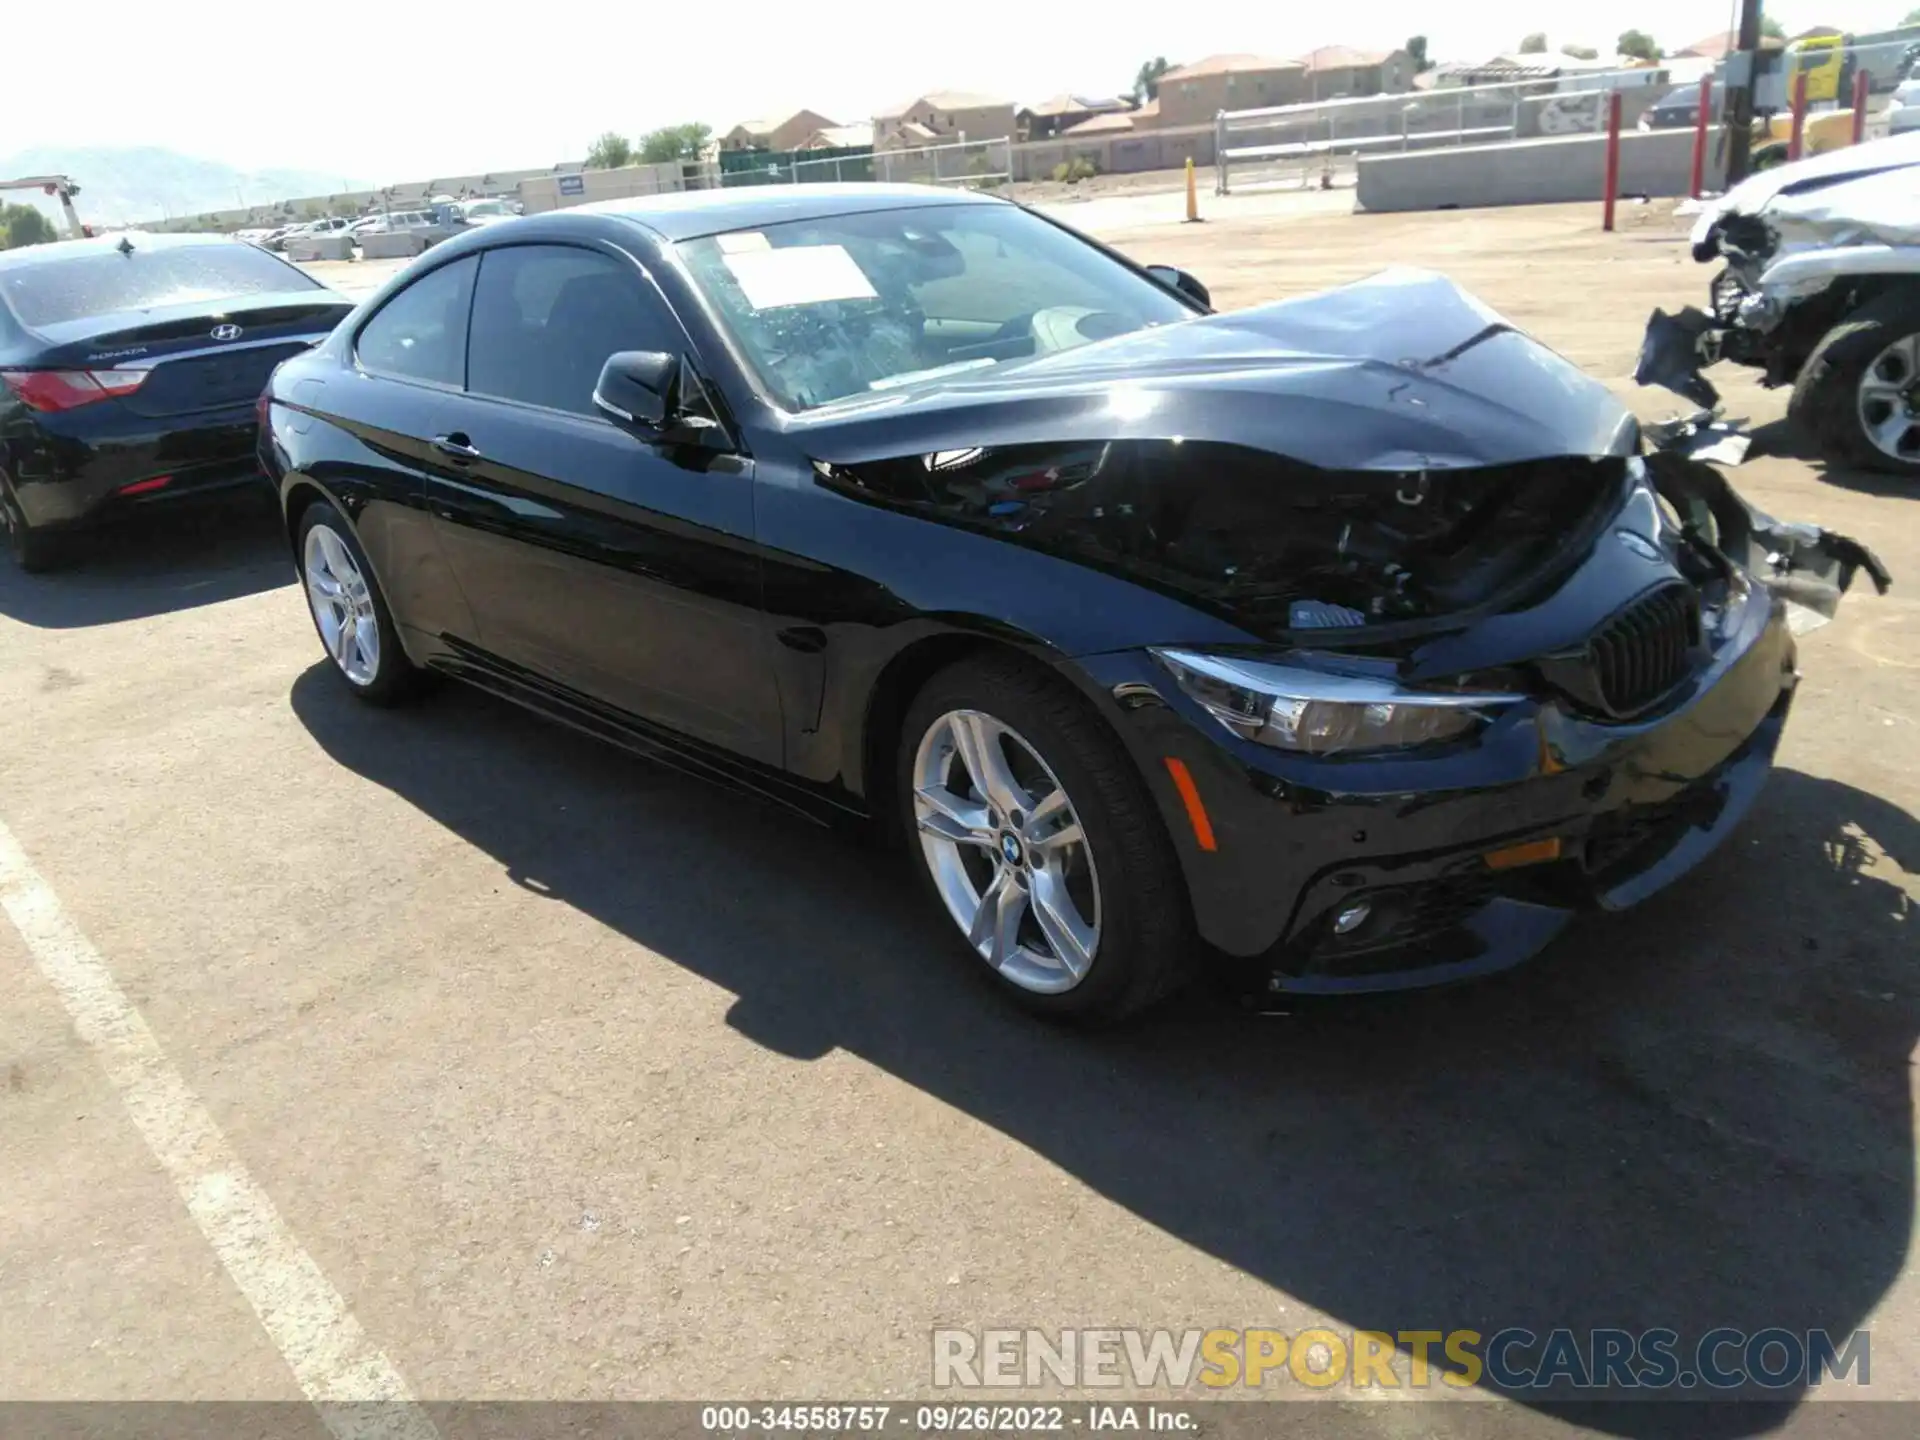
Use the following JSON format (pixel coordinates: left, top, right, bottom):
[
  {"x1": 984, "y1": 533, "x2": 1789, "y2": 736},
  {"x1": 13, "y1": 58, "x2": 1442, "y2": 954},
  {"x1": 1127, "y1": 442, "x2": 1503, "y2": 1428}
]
[
  {"x1": 1691, "y1": 131, "x2": 1920, "y2": 250},
  {"x1": 783, "y1": 269, "x2": 1638, "y2": 472}
]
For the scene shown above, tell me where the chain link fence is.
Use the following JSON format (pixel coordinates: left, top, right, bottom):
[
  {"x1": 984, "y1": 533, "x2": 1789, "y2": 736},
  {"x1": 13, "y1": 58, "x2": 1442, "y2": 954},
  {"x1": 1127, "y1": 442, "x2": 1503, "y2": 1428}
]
[
  {"x1": 711, "y1": 139, "x2": 1010, "y2": 190},
  {"x1": 1217, "y1": 34, "x2": 1918, "y2": 195},
  {"x1": 1215, "y1": 68, "x2": 1671, "y2": 194}
]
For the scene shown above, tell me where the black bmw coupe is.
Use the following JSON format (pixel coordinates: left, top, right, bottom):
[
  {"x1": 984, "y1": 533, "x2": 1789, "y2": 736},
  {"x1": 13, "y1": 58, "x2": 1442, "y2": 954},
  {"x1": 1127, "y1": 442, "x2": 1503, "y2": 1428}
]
[
  {"x1": 258, "y1": 184, "x2": 1888, "y2": 1020},
  {"x1": 1, "y1": 231, "x2": 351, "y2": 570}
]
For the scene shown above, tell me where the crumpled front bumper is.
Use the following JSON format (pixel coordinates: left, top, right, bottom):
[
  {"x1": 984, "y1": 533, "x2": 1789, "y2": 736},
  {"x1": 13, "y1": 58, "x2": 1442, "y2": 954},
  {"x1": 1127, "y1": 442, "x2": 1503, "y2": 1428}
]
[{"x1": 1078, "y1": 591, "x2": 1801, "y2": 996}]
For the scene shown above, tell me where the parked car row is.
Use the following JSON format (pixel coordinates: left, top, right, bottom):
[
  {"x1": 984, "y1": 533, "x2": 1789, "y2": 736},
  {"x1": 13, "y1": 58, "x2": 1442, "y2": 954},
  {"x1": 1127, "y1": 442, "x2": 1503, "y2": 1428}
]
[
  {"x1": 0, "y1": 183, "x2": 1891, "y2": 1022},
  {"x1": 234, "y1": 198, "x2": 524, "y2": 255}
]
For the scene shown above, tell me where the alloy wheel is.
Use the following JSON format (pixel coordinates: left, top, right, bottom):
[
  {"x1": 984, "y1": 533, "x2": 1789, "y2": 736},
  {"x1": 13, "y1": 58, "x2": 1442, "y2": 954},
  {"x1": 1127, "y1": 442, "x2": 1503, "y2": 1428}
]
[
  {"x1": 1856, "y1": 331, "x2": 1920, "y2": 465},
  {"x1": 303, "y1": 523, "x2": 381, "y2": 686},
  {"x1": 911, "y1": 709, "x2": 1101, "y2": 994}
]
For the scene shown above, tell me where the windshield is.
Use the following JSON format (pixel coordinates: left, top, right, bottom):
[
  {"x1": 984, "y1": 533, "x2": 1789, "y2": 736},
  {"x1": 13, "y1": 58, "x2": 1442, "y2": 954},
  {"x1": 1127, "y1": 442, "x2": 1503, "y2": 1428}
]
[
  {"x1": 463, "y1": 201, "x2": 512, "y2": 217},
  {"x1": 677, "y1": 202, "x2": 1194, "y2": 411},
  {"x1": 0, "y1": 242, "x2": 321, "y2": 327}
]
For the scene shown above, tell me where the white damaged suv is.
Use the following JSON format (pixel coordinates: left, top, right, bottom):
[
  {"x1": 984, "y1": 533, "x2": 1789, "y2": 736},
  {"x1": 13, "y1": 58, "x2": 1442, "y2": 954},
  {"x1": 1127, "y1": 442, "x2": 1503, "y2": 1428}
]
[{"x1": 1637, "y1": 133, "x2": 1920, "y2": 475}]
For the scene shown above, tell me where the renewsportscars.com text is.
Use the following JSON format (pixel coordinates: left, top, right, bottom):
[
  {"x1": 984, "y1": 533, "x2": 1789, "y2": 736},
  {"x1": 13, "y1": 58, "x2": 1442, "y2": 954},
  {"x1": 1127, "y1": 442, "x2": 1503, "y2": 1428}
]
[{"x1": 932, "y1": 1327, "x2": 1871, "y2": 1392}]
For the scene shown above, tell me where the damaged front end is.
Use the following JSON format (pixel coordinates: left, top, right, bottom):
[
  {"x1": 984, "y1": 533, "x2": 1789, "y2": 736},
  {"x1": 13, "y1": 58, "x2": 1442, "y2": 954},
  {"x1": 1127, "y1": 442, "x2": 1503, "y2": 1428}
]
[
  {"x1": 794, "y1": 269, "x2": 1889, "y2": 993},
  {"x1": 1637, "y1": 134, "x2": 1920, "y2": 429}
]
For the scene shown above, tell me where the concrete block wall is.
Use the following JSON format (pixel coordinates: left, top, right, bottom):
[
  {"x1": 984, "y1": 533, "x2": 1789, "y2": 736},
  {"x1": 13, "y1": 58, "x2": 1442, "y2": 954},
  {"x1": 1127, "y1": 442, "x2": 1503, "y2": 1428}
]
[
  {"x1": 518, "y1": 162, "x2": 698, "y2": 214},
  {"x1": 285, "y1": 233, "x2": 354, "y2": 261},
  {"x1": 358, "y1": 232, "x2": 425, "y2": 259},
  {"x1": 1356, "y1": 128, "x2": 1727, "y2": 213}
]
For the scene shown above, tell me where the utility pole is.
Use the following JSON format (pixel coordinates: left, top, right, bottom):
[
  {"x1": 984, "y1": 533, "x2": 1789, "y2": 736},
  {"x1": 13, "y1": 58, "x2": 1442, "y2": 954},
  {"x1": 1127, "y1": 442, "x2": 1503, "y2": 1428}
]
[{"x1": 1723, "y1": 0, "x2": 1765, "y2": 184}]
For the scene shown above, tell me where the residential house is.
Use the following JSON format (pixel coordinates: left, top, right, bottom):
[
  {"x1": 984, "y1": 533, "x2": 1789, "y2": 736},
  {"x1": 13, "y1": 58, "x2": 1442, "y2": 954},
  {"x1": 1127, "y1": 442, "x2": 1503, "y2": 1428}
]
[
  {"x1": 1060, "y1": 98, "x2": 1157, "y2": 137},
  {"x1": 1673, "y1": 31, "x2": 1740, "y2": 60},
  {"x1": 720, "y1": 109, "x2": 840, "y2": 153},
  {"x1": 1672, "y1": 29, "x2": 1792, "y2": 59},
  {"x1": 1017, "y1": 93, "x2": 1131, "y2": 140},
  {"x1": 1296, "y1": 46, "x2": 1416, "y2": 100},
  {"x1": 1434, "y1": 53, "x2": 1576, "y2": 87},
  {"x1": 801, "y1": 124, "x2": 874, "y2": 150},
  {"x1": 873, "y1": 91, "x2": 1017, "y2": 150},
  {"x1": 1151, "y1": 55, "x2": 1308, "y2": 127}
]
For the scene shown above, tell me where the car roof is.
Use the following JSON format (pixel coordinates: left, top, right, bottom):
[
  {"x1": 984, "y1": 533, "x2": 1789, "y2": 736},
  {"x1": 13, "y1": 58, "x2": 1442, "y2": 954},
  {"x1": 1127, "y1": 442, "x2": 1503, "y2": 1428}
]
[
  {"x1": 574, "y1": 182, "x2": 1002, "y2": 241},
  {"x1": 0, "y1": 229, "x2": 249, "y2": 273}
]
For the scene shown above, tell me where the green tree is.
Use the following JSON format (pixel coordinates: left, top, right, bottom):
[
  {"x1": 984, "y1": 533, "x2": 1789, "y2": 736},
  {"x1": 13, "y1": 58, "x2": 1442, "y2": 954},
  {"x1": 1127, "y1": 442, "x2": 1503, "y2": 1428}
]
[
  {"x1": 1518, "y1": 32, "x2": 1548, "y2": 53},
  {"x1": 1761, "y1": 16, "x2": 1787, "y2": 39},
  {"x1": 637, "y1": 123, "x2": 712, "y2": 164},
  {"x1": 586, "y1": 131, "x2": 634, "y2": 169},
  {"x1": 0, "y1": 202, "x2": 57, "y2": 249},
  {"x1": 1405, "y1": 36, "x2": 1433, "y2": 72},
  {"x1": 1131, "y1": 56, "x2": 1173, "y2": 102},
  {"x1": 1618, "y1": 29, "x2": 1663, "y2": 62}
]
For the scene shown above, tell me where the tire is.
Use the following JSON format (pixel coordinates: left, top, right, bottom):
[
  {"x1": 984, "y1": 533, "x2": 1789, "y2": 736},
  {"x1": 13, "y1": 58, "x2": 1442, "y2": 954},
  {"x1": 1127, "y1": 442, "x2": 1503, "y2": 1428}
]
[
  {"x1": 1788, "y1": 287, "x2": 1920, "y2": 475},
  {"x1": 1, "y1": 475, "x2": 73, "y2": 573},
  {"x1": 897, "y1": 653, "x2": 1194, "y2": 1024},
  {"x1": 295, "y1": 500, "x2": 422, "y2": 705}
]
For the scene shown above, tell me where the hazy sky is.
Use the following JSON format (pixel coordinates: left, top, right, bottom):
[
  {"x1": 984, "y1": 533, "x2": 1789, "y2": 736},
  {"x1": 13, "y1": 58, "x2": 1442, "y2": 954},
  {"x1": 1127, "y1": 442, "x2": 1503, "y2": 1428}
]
[{"x1": 10, "y1": 1, "x2": 1911, "y2": 182}]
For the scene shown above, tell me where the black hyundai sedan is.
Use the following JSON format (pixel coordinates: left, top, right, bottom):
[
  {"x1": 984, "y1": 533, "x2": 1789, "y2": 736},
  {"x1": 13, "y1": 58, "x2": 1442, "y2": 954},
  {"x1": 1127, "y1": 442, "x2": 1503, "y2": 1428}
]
[
  {"x1": 259, "y1": 183, "x2": 1887, "y2": 1021},
  {"x1": 0, "y1": 231, "x2": 352, "y2": 570}
]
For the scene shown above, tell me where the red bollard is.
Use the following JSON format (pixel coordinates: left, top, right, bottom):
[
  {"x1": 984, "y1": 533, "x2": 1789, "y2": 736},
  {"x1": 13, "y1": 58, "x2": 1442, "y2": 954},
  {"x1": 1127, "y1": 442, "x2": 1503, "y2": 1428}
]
[
  {"x1": 1852, "y1": 68, "x2": 1870, "y2": 145},
  {"x1": 1691, "y1": 74, "x2": 1712, "y2": 197},
  {"x1": 1602, "y1": 89, "x2": 1622, "y2": 232},
  {"x1": 1788, "y1": 69, "x2": 1809, "y2": 161}
]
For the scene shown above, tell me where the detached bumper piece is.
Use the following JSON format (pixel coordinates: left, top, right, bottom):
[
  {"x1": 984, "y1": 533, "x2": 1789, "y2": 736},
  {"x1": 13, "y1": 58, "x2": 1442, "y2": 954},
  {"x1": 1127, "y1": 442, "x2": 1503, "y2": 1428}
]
[
  {"x1": 1636, "y1": 307, "x2": 1723, "y2": 410},
  {"x1": 1265, "y1": 708, "x2": 1786, "y2": 997}
]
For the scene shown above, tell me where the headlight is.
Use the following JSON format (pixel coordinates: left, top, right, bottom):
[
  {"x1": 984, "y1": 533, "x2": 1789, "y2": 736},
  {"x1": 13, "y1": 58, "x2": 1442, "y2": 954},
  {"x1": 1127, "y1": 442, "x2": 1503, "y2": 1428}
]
[{"x1": 1151, "y1": 649, "x2": 1523, "y2": 756}]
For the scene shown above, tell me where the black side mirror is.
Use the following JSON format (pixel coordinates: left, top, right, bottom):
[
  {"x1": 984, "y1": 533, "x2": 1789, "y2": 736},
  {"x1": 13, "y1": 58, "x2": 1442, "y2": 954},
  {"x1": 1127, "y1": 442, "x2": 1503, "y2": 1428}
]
[
  {"x1": 594, "y1": 350, "x2": 722, "y2": 446},
  {"x1": 595, "y1": 350, "x2": 679, "y2": 429},
  {"x1": 1146, "y1": 264, "x2": 1212, "y2": 310}
]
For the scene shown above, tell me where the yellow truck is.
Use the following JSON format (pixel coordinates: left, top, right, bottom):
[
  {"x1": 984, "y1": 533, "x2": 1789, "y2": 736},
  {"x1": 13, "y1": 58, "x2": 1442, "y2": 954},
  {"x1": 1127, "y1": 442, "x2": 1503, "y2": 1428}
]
[{"x1": 1787, "y1": 32, "x2": 1848, "y2": 104}]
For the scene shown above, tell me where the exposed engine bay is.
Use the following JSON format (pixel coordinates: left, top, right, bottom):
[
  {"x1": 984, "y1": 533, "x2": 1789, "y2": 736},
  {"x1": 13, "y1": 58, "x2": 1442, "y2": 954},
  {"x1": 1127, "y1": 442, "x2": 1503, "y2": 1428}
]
[
  {"x1": 818, "y1": 441, "x2": 1635, "y2": 637},
  {"x1": 816, "y1": 438, "x2": 1889, "y2": 647}
]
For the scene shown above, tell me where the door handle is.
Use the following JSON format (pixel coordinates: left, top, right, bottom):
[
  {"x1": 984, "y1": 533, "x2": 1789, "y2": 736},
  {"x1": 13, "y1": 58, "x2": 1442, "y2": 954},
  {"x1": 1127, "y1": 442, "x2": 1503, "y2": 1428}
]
[{"x1": 432, "y1": 433, "x2": 482, "y2": 461}]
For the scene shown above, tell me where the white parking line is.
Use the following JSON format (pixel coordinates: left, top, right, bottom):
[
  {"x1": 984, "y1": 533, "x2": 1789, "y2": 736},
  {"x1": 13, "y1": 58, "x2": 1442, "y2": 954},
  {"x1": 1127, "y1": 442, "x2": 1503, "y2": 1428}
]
[{"x1": 0, "y1": 815, "x2": 437, "y2": 1440}]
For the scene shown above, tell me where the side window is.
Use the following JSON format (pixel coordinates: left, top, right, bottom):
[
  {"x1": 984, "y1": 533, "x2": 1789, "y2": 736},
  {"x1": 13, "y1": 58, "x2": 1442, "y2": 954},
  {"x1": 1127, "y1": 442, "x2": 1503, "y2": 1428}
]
[
  {"x1": 467, "y1": 244, "x2": 683, "y2": 417},
  {"x1": 354, "y1": 255, "x2": 477, "y2": 387}
]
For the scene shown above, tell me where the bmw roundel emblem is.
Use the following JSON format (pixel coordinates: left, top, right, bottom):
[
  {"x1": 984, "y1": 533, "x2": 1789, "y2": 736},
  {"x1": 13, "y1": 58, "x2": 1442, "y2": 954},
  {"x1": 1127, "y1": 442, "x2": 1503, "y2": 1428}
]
[
  {"x1": 211, "y1": 323, "x2": 243, "y2": 342},
  {"x1": 1001, "y1": 834, "x2": 1022, "y2": 865},
  {"x1": 1616, "y1": 529, "x2": 1662, "y2": 562}
]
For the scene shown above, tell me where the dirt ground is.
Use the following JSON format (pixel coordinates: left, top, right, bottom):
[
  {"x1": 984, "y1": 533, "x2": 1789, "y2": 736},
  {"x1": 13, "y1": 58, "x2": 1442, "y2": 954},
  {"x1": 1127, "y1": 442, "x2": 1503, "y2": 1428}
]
[{"x1": 2, "y1": 196, "x2": 1916, "y2": 1439}]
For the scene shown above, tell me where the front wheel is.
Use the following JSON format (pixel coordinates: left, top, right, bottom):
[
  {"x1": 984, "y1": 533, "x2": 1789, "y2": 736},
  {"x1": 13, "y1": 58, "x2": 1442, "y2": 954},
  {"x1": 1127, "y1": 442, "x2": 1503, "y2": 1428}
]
[
  {"x1": 296, "y1": 501, "x2": 422, "y2": 704},
  {"x1": 1788, "y1": 288, "x2": 1920, "y2": 475},
  {"x1": 898, "y1": 655, "x2": 1194, "y2": 1023}
]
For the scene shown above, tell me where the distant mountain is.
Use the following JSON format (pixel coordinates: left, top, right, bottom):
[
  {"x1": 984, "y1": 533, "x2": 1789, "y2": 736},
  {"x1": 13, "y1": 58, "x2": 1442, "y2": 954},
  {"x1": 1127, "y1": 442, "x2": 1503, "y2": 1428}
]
[{"x1": 0, "y1": 146, "x2": 369, "y2": 228}]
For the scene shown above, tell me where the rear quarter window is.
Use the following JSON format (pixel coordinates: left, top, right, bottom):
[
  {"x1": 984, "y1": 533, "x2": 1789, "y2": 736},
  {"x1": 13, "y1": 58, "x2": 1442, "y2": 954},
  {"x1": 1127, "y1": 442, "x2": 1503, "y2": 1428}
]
[{"x1": 0, "y1": 243, "x2": 321, "y2": 328}]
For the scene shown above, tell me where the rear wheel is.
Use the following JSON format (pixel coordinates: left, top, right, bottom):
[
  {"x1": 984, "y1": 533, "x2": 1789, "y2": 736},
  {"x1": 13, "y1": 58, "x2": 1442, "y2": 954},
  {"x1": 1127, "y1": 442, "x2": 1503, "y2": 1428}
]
[
  {"x1": 1789, "y1": 288, "x2": 1920, "y2": 475},
  {"x1": 1, "y1": 476, "x2": 73, "y2": 573},
  {"x1": 898, "y1": 654, "x2": 1194, "y2": 1024},
  {"x1": 296, "y1": 501, "x2": 422, "y2": 704}
]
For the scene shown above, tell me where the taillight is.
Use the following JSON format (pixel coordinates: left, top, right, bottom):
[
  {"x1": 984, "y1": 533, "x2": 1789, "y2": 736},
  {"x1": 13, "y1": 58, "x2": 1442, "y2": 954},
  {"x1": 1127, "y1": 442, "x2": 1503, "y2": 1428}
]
[{"x1": 1, "y1": 368, "x2": 149, "y2": 413}]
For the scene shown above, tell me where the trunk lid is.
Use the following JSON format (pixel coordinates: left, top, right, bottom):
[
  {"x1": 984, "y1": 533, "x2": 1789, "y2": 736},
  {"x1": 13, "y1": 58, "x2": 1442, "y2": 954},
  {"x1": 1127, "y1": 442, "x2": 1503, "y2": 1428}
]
[{"x1": 27, "y1": 290, "x2": 352, "y2": 419}]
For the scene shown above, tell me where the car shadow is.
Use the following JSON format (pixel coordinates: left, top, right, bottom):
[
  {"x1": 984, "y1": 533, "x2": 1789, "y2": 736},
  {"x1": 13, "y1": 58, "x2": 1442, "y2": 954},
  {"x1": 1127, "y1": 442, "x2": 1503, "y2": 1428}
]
[
  {"x1": 0, "y1": 493, "x2": 292, "y2": 629},
  {"x1": 290, "y1": 668, "x2": 1915, "y2": 1436},
  {"x1": 1746, "y1": 419, "x2": 1918, "y2": 498}
]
